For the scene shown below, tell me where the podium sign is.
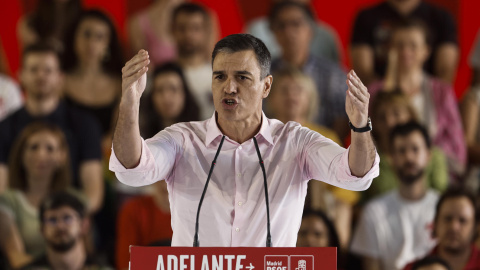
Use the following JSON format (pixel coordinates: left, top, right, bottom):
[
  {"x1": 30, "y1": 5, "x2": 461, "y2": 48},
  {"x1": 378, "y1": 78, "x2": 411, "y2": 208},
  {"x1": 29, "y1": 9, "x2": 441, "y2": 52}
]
[{"x1": 129, "y1": 247, "x2": 336, "y2": 270}]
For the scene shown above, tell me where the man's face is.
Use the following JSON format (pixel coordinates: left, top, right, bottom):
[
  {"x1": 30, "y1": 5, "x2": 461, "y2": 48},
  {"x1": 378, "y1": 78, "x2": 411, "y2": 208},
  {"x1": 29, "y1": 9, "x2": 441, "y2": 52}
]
[
  {"x1": 296, "y1": 216, "x2": 330, "y2": 247},
  {"x1": 271, "y1": 6, "x2": 312, "y2": 56},
  {"x1": 212, "y1": 50, "x2": 272, "y2": 123},
  {"x1": 391, "y1": 131, "x2": 430, "y2": 185},
  {"x1": 21, "y1": 53, "x2": 62, "y2": 100},
  {"x1": 435, "y1": 197, "x2": 476, "y2": 254},
  {"x1": 42, "y1": 206, "x2": 84, "y2": 252},
  {"x1": 172, "y1": 12, "x2": 208, "y2": 56},
  {"x1": 416, "y1": 264, "x2": 449, "y2": 270}
]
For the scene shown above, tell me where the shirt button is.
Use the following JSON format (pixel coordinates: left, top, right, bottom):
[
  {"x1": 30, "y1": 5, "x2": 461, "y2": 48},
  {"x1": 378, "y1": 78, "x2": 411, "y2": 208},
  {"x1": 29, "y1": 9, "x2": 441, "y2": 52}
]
[
  {"x1": 237, "y1": 173, "x2": 242, "y2": 177},
  {"x1": 238, "y1": 146, "x2": 243, "y2": 150},
  {"x1": 238, "y1": 202, "x2": 243, "y2": 206},
  {"x1": 235, "y1": 228, "x2": 240, "y2": 232}
]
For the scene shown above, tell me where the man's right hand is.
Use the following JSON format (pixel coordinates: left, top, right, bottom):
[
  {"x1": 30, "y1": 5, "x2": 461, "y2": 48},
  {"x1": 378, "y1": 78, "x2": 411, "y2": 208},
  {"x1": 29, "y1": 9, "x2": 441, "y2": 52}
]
[{"x1": 121, "y1": 49, "x2": 150, "y2": 103}]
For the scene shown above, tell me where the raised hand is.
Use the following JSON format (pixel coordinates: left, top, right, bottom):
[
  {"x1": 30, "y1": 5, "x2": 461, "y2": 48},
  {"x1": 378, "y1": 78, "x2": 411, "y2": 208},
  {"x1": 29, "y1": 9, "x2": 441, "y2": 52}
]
[
  {"x1": 121, "y1": 49, "x2": 150, "y2": 103},
  {"x1": 345, "y1": 70, "x2": 370, "y2": 128}
]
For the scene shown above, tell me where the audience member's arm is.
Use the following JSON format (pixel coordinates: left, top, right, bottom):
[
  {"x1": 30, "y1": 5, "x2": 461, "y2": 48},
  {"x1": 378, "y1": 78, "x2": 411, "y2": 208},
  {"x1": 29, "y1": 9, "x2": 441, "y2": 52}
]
[
  {"x1": 16, "y1": 16, "x2": 37, "y2": 50},
  {"x1": 350, "y1": 45, "x2": 376, "y2": 87},
  {"x1": 461, "y1": 89, "x2": 480, "y2": 164},
  {"x1": 79, "y1": 160, "x2": 104, "y2": 213},
  {"x1": 0, "y1": 164, "x2": 7, "y2": 193},
  {"x1": 434, "y1": 43, "x2": 459, "y2": 84},
  {"x1": 113, "y1": 50, "x2": 149, "y2": 168},
  {"x1": 0, "y1": 210, "x2": 32, "y2": 269}
]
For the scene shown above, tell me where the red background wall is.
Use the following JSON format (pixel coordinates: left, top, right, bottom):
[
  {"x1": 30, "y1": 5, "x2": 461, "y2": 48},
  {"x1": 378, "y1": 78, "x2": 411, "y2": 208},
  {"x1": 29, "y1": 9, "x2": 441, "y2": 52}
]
[{"x1": 1, "y1": 0, "x2": 480, "y2": 98}]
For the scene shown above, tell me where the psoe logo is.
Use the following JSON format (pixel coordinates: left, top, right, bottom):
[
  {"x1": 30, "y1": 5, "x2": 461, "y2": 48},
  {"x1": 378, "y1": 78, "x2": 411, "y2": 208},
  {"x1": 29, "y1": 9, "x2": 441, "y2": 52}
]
[{"x1": 264, "y1": 256, "x2": 313, "y2": 270}]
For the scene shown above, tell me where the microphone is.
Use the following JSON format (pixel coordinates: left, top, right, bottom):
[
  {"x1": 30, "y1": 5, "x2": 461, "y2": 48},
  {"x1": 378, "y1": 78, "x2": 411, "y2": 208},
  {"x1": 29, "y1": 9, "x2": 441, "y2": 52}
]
[
  {"x1": 193, "y1": 135, "x2": 272, "y2": 247},
  {"x1": 253, "y1": 137, "x2": 272, "y2": 247},
  {"x1": 193, "y1": 135, "x2": 226, "y2": 247}
]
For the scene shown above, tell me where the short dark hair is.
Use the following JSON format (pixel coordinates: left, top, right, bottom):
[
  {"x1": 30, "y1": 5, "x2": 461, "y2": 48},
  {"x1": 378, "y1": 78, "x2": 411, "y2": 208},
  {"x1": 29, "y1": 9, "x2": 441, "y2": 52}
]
[
  {"x1": 172, "y1": 3, "x2": 209, "y2": 25},
  {"x1": 40, "y1": 192, "x2": 86, "y2": 223},
  {"x1": 411, "y1": 256, "x2": 451, "y2": 270},
  {"x1": 434, "y1": 188, "x2": 478, "y2": 225},
  {"x1": 301, "y1": 209, "x2": 341, "y2": 248},
  {"x1": 268, "y1": 1, "x2": 315, "y2": 28},
  {"x1": 389, "y1": 121, "x2": 431, "y2": 150},
  {"x1": 22, "y1": 42, "x2": 61, "y2": 67},
  {"x1": 212, "y1": 34, "x2": 271, "y2": 79},
  {"x1": 390, "y1": 17, "x2": 432, "y2": 46}
]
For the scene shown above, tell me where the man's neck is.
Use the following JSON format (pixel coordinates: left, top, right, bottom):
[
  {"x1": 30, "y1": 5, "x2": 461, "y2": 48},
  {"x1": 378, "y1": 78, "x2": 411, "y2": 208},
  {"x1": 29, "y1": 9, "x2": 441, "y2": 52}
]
[
  {"x1": 178, "y1": 53, "x2": 207, "y2": 69},
  {"x1": 438, "y1": 245, "x2": 472, "y2": 270},
  {"x1": 46, "y1": 241, "x2": 86, "y2": 270},
  {"x1": 282, "y1": 50, "x2": 309, "y2": 69},
  {"x1": 217, "y1": 111, "x2": 263, "y2": 144},
  {"x1": 398, "y1": 177, "x2": 427, "y2": 201},
  {"x1": 25, "y1": 96, "x2": 59, "y2": 117},
  {"x1": 387, "y1": 0, "x2": 422, "y2": 15}
]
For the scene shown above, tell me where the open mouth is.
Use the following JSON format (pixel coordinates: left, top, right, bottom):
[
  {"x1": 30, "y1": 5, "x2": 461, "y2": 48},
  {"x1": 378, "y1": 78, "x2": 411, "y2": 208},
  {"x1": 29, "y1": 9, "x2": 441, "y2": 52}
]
[{"x1": 222, "y1": 98, "x2": 238, "y2": 108}]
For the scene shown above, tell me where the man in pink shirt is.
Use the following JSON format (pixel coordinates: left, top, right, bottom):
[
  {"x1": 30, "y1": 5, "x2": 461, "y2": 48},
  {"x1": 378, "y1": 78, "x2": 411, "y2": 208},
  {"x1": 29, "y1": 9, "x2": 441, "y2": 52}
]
[{"x1": 110, "y1": 34, "x2": 379, "y2": 247}]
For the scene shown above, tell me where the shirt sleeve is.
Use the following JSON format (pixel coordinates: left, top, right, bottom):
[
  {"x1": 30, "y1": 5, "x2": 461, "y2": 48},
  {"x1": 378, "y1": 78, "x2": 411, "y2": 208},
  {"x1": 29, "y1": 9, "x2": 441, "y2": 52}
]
[
  {"x1": 109, "y1": 128, "x2": 182, "y2": 187},
  {"x1": 350, "y1": 203, "x2": 381, "y2": 258},
  {"x1": 351, "y1": 9, "x2": 374, "y2": 46},
  {"x1": 73, "y1": 111, "x2": 102, "y2": 161},
  {"x1": 436, "y1": 8, "x2": 458, "y2": 45},
  {"x1": 298, "y1": 127, "x2": 380, "y2": 191}
]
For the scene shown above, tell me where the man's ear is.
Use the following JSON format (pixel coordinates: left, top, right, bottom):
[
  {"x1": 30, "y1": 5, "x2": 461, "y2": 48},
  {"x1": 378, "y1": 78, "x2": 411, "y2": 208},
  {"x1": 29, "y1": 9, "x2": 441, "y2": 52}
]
[{"x1": 262, "y1": 75, "x2": 273, "y2": 99}]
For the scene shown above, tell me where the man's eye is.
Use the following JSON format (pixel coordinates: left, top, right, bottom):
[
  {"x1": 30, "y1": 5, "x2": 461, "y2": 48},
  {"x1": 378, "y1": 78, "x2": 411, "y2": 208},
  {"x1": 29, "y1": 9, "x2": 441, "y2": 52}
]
[
  {"x1": 239, "y1": 76, "x2": 248, "y2": 80},
  {"x1": 215, "y1": 75, "x2": 224, "y2": 80}
]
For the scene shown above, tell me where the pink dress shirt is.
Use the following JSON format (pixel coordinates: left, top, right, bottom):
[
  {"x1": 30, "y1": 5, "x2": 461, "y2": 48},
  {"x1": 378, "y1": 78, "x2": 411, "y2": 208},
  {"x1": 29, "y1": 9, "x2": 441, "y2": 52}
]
[{"x1": 109, "y1": 112, "x2": 380, "y2": 247}]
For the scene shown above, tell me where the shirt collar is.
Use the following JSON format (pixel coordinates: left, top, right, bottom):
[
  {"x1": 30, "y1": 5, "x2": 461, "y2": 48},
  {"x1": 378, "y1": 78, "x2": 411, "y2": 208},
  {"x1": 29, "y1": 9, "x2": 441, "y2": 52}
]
[{"x1": 205, "y1": 111, "x2": 274, "y2": 146}]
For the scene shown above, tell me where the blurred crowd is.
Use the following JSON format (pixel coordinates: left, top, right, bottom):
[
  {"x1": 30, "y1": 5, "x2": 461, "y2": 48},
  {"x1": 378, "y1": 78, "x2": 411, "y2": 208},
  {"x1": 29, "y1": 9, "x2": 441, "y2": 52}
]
[{"x1": 0, "y1": 0, "x2": 480, "y2": 269}]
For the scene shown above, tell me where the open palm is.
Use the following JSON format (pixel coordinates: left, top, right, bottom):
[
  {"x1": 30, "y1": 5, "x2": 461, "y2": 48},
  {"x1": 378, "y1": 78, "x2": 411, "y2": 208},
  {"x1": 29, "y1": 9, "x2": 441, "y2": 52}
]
[
  {"x1": 121, "y1": 49, "x2": 150, "y2": 102},
  {"x1": 345, "y1": 70, "x2": 370, "y2": 128}
]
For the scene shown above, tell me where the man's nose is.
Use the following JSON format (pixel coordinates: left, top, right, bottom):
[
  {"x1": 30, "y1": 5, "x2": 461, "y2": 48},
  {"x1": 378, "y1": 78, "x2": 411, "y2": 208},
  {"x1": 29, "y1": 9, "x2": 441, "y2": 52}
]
[{"x1": 224, "y1": 78, "x2": 237, "y2": 94}]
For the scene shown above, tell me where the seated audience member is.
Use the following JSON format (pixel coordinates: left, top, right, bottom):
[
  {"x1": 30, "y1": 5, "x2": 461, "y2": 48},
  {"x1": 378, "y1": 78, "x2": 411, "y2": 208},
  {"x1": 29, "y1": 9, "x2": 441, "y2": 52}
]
[
  {"x1": 0, "y1": 43, "x2": 103, "y2": 212},
  {"x1": 266, "y1": 66, "x2": 356, "y2": 249},
  {"x1": 127, "y1": 0, "x2": 218, "y2": 66},
  {"x1": 350, "y1": 0, "x2": 458, "y2": 85},
  {"x1": 171, "y1": 3, "x2": 214, "y2": 120},
  {"x1": 297, "y1": 210, "x2": 343, "y2": 268},
  {"x1": 247, "y1": 0, "x2": 341, "y2": 63},
  {"x1": 139, "y1": 62, "x2": 200, "y2": 139},
  {"x1": 21, "y1": 192, "x2": 111, "y2": 269},
  {"x1": 365, "y1": 90, "x2": 448, "y2": 202},
  {"x1": 116, "y1": 181, "x2": 172, "y2": 270},
  {"x1": 0, "y1": 122, "x2": 73, "y2": 269},
  {"x1": 460, "y1": 86, "x2": 480, "y2": 191},
  {"x1": 369, "y1": 19, "x2": 466, "y2": 177},
  {"x1": 268, "y1": 1, "x2": 348, "y2": 139},
  {"x1": 403, "y1": 188, "x2": 480, "y2": 270},
  {"x1": 17, "y1": 0, "x2": 82, "y2": 51},
  {"x1": 351, "y1": 122, "x2": 439, "y2": 270},
  {"x1": 411, "y1": 256, "x2": 452, "y2": 270},
  {"x1": 62, "y1": 9, "x2": 124, "y2": 141}
]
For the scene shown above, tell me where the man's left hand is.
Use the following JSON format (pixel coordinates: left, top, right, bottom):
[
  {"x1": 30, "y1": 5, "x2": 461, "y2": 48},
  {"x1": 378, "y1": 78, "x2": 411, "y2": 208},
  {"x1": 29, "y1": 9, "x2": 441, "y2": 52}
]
[{"x1": 345, "y1": 70, "x2": 370, "y2": 128}]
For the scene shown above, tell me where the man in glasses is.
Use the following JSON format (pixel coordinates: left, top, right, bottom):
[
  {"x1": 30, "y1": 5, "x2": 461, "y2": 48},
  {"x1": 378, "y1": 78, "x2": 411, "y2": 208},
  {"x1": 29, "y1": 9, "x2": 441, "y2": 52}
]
[{"x1": 21, "y1": 192, "x2": 111, "y2": 270}]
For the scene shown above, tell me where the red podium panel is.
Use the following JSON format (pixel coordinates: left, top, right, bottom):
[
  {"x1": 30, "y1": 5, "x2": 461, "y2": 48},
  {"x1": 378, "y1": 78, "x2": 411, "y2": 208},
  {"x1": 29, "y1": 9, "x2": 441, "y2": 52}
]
[{"x1": 129, "y1": 247, "x2": 336, "y2": 270}]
